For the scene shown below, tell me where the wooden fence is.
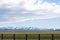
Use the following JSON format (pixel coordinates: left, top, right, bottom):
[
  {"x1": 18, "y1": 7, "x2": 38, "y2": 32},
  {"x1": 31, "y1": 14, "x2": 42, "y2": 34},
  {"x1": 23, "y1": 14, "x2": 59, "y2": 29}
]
[{"x1": 0, "y1": 34, "x2": 60, "y2": 40}]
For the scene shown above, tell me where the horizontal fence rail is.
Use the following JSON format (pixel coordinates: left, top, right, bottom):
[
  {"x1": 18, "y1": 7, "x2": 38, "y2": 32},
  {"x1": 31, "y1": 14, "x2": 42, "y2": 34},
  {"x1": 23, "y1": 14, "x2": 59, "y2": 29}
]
[{"x1": 0, "y1": 34, "x2": 60, "y2": 40}]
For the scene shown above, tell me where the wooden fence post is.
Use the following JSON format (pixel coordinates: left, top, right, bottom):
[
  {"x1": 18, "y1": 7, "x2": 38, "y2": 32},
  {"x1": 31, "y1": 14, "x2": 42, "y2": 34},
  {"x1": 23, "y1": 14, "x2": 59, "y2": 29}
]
[
  {"x1": 13, "y1": 34, "x2": 15, "y2": 40},
  {"x1": 38, "y1": 34, "x2": 40, "y2": 40},
  {"x1": 52, "y1": 34, "x2": 54, "y2": 40},
  {"x1": 1, "y1": 34, "x2": 3, "y2": 40},
  {"x1": 26, "y1": 34, "x2": 27, "y2": 40}
]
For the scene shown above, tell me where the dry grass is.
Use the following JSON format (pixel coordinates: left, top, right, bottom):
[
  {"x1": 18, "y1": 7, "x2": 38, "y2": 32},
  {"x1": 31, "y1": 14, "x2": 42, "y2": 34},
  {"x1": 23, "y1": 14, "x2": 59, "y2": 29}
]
[{"x1": 0, "y1": 30, "x2": 60, "y2": 34}]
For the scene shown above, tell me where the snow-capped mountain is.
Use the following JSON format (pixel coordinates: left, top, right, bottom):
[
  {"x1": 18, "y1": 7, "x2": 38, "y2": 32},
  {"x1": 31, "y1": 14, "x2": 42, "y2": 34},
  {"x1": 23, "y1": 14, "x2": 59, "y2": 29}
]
[{"x1": 0, "y1": 26, "x2": 57, "y2": 30}]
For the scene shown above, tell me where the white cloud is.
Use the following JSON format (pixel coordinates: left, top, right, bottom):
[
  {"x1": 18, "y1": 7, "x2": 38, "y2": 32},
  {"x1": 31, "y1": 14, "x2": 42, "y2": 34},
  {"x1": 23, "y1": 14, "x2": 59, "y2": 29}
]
[{"x1": 0, "y1": 0, "x2": 60, "y2": 24}]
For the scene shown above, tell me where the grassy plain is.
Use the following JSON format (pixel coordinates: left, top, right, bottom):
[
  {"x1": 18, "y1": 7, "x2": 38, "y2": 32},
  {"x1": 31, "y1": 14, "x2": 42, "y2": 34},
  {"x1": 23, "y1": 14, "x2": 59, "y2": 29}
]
[
  {"x1": 0, "y1": 30, "x2": 60, "y2": 34},
  {"x1": 0, "y1": 30, "x2": 60, "y2": 40}
]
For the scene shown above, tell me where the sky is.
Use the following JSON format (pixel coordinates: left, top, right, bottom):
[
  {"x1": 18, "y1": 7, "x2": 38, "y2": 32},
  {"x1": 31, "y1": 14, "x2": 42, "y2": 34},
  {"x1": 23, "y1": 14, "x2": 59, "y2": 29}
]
[{"x1": 0, "y1": 0, "x2": 60, "y2": 30}]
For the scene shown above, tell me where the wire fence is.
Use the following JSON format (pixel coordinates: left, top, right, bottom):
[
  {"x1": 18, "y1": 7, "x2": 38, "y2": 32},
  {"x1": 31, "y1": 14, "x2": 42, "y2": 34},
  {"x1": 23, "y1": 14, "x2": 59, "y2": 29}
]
[{"x1": 0, "y1": 34, "x2": 60, "y2": 40}]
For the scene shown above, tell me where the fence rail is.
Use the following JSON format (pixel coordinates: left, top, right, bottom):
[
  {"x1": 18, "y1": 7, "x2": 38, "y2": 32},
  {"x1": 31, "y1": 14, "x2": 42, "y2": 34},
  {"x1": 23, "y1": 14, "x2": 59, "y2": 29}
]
[{"x1": 0, "y1": 34, "x2": 60, "y2": 40}]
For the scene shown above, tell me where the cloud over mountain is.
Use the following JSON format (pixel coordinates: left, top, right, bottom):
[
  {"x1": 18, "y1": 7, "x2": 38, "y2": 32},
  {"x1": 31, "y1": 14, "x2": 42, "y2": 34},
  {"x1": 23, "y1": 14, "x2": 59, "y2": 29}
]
[{"x1": 0, "y1": 0, "x2": 60, "y2": 24}]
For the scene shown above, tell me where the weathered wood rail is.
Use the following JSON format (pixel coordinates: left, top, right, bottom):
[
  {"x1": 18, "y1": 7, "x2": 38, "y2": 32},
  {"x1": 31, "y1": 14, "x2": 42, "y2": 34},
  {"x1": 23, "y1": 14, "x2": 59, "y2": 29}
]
[
  {"x1": 0, "y1": 30, "x2": 60, "y2": 40},
  {"x1": 0, "y1": 34, "x2": 60, "y2": 40}
]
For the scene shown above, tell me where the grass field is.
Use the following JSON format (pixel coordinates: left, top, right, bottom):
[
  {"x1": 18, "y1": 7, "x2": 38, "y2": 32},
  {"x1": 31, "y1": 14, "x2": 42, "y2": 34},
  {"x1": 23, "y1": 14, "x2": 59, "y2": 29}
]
[
  {"x1": 0, "y1": 30, "x2": 60, "y2": 34},
  {"x1": 0, "y1": 30, "x2": 60, "y2": 40}
]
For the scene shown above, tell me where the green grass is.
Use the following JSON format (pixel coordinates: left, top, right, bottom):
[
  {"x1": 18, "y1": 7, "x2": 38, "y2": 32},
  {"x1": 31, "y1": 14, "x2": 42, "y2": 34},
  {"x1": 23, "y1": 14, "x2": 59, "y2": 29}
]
[{"x1": 0, "y1": 30, "x2": 60, "y2": 34}]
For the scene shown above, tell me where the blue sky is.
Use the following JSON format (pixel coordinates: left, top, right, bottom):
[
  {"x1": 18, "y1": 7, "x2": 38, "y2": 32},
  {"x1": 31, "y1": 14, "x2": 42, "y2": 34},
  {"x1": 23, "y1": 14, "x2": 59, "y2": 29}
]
[
  {"x1": 43, "y1": 0, "x2": 60, "y2": 3},
  {"x1": 0, "y1": 0, "x2": 60, "y2": 30}
]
